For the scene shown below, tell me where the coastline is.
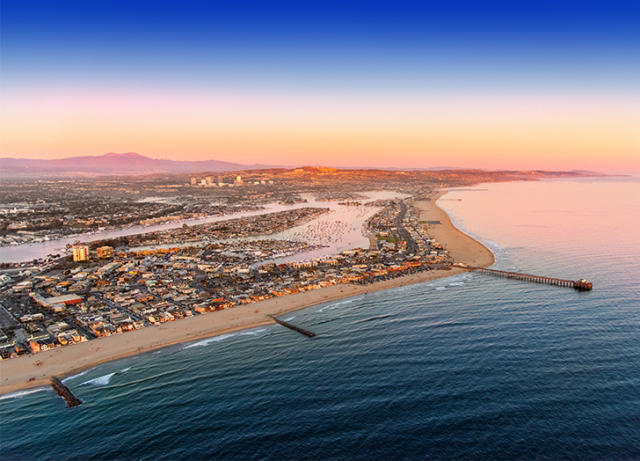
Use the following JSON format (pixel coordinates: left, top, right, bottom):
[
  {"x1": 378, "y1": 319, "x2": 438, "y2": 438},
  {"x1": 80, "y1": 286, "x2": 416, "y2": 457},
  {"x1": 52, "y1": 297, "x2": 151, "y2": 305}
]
[
  {"x1": 417, "y1": 191, "x2": 494, "y2": 267},
  {"x1": 0, "y1": 190, "x2": 494, "y2": 396}
]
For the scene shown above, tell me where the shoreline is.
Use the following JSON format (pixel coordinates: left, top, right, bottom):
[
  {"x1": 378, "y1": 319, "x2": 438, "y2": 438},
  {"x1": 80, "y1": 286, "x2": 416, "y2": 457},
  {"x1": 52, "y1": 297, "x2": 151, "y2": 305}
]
[
  {"x1": 0, "y1": 190, "x2": 494, "y2": 396},
  {"x1": 419, "y1": 191, "x2": 494, "y2": 267}
]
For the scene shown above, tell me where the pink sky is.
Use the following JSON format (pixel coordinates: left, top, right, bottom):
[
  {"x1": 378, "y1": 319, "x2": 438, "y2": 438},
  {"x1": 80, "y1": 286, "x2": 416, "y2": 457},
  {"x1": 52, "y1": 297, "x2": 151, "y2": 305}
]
[{"x1": 1, "y1": 88, "x2": 638, "y2": 173}]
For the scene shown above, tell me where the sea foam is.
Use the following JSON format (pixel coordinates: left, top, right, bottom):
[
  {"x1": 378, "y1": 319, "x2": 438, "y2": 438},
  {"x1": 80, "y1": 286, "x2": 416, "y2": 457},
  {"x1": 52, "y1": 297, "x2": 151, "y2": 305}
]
[
  {"x1": 0, "y1": 387, "x2": 46, "y2": 401},
  {"x1": 82, "y1": 372, "x2": 117, "y2": 386},
  {"x1": 62, "y1": 370, "x2": 89, "y2": 383},
  {"x1": 184, "y1": 333, "x2": 237, "y2": 349}
]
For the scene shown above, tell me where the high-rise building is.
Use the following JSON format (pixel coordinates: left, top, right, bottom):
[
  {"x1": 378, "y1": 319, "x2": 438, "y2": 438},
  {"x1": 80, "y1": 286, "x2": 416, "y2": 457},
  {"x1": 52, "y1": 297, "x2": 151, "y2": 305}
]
[
  {"x1": 190, "y1": 177, "x2": 197, "y2": 185},
  {"x1": 72, "y1": 245, "x2": 90, "y2": 262},
  {"x1": 235, "y1": 175, "x2": 243, "y2": 184}
]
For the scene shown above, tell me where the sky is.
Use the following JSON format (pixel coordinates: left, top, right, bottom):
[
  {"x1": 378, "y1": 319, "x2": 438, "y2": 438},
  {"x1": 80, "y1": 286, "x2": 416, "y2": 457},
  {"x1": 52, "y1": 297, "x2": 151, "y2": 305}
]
[{"x1": 1, "y1": 0, "x2": 639, "y2": 173}]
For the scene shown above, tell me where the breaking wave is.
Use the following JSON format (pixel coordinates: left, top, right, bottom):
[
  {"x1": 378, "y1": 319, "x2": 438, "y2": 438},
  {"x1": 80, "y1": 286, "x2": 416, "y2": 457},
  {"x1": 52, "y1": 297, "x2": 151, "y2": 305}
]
[
  {"x1": 317, "y1": 297, "x2": 363, "y2": 312},
  {"x1": 82, "y1": 372, "x2": 117, "y2": 386},
  {"x1": 0, "y1": 388, "x2": 46, "y2": 401},
  {"x1": 62, "y1": 370, "x2": 89, "y2": 383},
  {"x1": 81, "y1": 367, "x2": 131, "y2": 386},
  {"x1": 184, "y1": 333, "x2": 238, "y2": 349}
]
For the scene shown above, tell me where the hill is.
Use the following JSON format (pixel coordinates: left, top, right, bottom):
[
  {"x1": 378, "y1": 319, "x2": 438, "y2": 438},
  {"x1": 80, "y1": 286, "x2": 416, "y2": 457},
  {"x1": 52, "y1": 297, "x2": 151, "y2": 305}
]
[{"x1": 0, "y1": 152, "x2": 274, "y2": 176}]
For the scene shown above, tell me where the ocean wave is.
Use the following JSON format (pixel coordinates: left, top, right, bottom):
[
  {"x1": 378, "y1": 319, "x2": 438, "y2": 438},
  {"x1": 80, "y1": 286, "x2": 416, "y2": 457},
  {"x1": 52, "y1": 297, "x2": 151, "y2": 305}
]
[
  {"x1": 183, "y1": 333, "x2": 237, "y2": 349},
  {"x1": 102, "y1": 368, "x2": 184, "y2": 390},
  {"x1": 82, "y1": 372, "x2": 117, "y2": 386},
  {"x1": 80, "y1": 367, "x2": 131, "y2": 386},
  {"x1": 448, "y1": 281, "x2": 465, "y2": 287},
  {"x1": 317, "y1": 297, "x2": 362, "y2": 312},
  {"x1": 435, "y1": 286, "x2": 447, "y2": 290},
  {"x1": 239, "y1": 328, "x2": 268, "y2": 336},
  {"x1": 357, "y1": 314, "x2": 393, "y2": 323},
  {"x1": 0, "y1": 387, "x2": 46, "y2": 401},
  {"x1": 62, "y1": 370, "x2": 89, "y2": 383},
  {"x1": 483, "y1": 240, "x2": 506, "y2": 251}
]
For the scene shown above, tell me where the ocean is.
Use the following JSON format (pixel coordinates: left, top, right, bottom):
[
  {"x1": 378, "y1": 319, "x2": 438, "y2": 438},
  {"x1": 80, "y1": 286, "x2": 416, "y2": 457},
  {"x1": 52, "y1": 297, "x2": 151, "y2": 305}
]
[{"x1": 1, "y1": 178, "x2": 639, "y2": 460}]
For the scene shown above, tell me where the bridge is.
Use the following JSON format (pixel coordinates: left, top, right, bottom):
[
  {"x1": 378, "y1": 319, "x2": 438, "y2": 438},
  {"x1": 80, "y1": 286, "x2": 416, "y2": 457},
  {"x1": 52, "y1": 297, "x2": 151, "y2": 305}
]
[{"x1": 468, "y1": 266, "x2": 592, "y2": 291}]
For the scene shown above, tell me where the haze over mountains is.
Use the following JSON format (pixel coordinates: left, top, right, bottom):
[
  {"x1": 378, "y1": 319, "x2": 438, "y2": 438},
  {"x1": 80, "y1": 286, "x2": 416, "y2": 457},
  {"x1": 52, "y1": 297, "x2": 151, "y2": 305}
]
[
  {"x1": 0, "y1": 152, "x2": 601, "y2": 178},
  {"x1": 0, "y1": 152, "x2": 275, "y2": 176}
]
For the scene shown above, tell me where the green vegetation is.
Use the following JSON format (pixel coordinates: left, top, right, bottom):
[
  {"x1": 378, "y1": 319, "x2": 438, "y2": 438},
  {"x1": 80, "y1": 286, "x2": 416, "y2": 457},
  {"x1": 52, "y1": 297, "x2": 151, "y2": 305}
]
[{"x1": 377, "y1": 234, "x2": 402, "y2": 243}]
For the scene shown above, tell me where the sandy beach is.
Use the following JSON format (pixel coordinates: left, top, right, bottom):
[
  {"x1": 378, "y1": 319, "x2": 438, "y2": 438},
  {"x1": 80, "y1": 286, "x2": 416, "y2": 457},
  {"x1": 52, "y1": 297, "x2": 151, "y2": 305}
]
[
  {"x1": 0, "y1": 191, "x2": 494, "y2": 395},
  {"x1": 416, "y1": 191, "x2": 494, "y2": 267}
]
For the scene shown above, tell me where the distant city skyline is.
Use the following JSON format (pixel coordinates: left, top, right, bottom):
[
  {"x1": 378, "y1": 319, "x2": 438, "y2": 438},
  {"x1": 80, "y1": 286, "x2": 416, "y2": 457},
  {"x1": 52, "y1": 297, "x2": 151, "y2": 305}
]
[{"x1": 1, "y1": 0, "x2": 638, "y2": 174}]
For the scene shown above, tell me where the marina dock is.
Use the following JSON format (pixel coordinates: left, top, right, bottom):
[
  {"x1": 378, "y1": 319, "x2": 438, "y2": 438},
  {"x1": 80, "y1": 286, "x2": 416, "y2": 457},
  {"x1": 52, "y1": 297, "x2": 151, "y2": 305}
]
[
  {"x1": 50, "y1": 376, "x2": 82, "y2": 407},
  {"x1": 470, "y1": 267, "x2": 592, "y2": 290},
  {"x1": 269, "y1": 315, "x2": 316, "y2": 337}
]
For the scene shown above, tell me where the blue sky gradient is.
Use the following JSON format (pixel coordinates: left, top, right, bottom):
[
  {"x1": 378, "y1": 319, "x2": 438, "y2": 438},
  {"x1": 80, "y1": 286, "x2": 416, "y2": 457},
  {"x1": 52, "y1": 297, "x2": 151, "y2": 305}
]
[{"x1": 2, "y1": 0, "x2": 639, "y2": 92}]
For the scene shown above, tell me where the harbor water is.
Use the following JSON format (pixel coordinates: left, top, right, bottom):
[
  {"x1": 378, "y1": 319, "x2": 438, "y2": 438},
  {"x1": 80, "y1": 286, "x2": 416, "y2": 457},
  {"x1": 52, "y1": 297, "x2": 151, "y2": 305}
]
[{"x1": 1, "y1": 178, "x2": 638, "y2": 460}]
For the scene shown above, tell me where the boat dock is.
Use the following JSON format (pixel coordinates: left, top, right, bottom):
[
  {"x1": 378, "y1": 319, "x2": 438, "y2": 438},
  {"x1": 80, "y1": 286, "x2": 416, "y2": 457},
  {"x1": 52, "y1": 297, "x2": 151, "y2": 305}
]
[
  {"x1": 268, "y1": 315, "x2": 316, "y2": 337},
  {"x1": 470, "y1": 267, "x2": 592, "y2": 290},
  {"x1": 50, "y1": 376, "x2": 82, "y2": 407}
]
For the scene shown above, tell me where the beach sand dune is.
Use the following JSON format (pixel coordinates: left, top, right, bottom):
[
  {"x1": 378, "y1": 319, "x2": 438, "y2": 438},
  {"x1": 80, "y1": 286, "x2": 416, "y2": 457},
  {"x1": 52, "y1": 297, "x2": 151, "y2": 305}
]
[{"x1": 0, "y1": 191, "x2": 493, "y2": 395}]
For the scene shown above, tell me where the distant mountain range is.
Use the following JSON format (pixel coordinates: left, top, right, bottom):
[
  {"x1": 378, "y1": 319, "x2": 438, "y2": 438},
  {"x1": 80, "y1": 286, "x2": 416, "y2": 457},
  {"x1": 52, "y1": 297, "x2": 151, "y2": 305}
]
[
  {"x1": 0, "y1": 153, "x2": 605, "y2": 178},
  {"x1": 0, "y1": 152, "x2": 276, "y2": 176}
]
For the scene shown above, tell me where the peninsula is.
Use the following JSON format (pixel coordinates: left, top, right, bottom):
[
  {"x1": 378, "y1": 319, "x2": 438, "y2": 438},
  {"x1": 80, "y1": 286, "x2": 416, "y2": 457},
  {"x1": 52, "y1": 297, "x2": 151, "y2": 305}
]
[
  {"x1": 0, "y1": 188, "x2": 492, "y2": 395},
  {"x1": 0, "y1": 166, "x2": 591, "y2": 396}
]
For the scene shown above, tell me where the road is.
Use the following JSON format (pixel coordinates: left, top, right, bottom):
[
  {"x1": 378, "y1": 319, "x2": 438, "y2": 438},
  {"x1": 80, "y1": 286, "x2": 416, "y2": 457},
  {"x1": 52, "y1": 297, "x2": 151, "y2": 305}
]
[
  {"x1": 0, "y1": 301, "x2": 18, "y2": 328},
  {"x1": 394, "y1": 201, "x2": 418, "y2": 255}
]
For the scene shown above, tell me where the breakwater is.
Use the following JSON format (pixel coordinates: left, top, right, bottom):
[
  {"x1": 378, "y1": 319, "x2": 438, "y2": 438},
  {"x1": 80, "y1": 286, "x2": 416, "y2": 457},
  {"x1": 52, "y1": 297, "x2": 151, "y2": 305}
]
[
  {"x1": 50, "y1": 376, "x2": 82, "y2": 407},
  {"x1": 269, "y1": 315, "x2": 316, "y2": 337}
]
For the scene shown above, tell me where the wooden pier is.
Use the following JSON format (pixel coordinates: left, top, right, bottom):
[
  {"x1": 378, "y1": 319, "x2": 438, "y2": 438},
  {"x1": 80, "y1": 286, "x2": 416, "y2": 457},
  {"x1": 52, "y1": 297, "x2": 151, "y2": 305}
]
[
  {"x1": 471, "y1": 267, "x2": 592, "y2": 291},
  {"x1": 269, "y1": 315, "x2": 316, "y2": 337},
  {"x1": 50, "y1": 376, "x2": 82, "y2": 407}
]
